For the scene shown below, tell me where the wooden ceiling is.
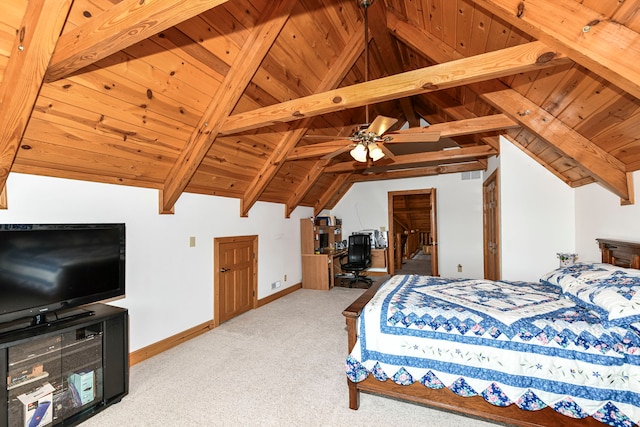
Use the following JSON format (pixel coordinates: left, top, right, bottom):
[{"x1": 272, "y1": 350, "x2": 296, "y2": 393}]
[{"x1": 1, "y1": 0, "x2": 638, "y2": 218}]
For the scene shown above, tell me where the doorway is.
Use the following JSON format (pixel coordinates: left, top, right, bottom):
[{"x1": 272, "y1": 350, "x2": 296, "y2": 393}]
[
  {"x1": 213, "y1": 235, "x2": 258, "y2": 327},
  {"x1": 387, "y1": 189, "x2": 438, "y2": 276}
]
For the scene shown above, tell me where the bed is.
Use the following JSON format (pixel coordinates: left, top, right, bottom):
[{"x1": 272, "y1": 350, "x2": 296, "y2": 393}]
[{"x1": 343, "y1": 239, "x2": 640, "y2": 427}]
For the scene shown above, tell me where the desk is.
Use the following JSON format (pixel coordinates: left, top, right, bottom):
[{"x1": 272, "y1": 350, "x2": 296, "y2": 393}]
[
  {"x1": 301, "y1": 250, "x2": 346, "y2": 290},
  {"x1": 370, "y1": 248, "x2": 388, "y2": 274}
]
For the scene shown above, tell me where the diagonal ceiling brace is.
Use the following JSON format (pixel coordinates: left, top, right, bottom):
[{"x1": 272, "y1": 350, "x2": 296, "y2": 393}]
[
  {"x1": 239, "y1": 27, "x2": 365, "y2": 217},
  {"x1": 390, "y1": 14, "x2": 633, "y2": 204},
  {"x1": 159, "y1": 0, "x2": 297, "y2": 214},
  {"x1": 467, "y1": 0, "x2": 640, "y2": 100}
]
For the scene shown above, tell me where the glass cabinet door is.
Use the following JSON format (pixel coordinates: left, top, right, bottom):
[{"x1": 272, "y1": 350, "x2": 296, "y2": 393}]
[{"x1": 6, "y1": 323, "x2": 104, "y2": 427}]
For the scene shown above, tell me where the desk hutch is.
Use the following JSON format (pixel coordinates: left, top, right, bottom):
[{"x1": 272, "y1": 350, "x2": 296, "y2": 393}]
[
  {"x1": 300, "y1": 218, "x2": 343, "y2": 290},
  {"x1": 300, "y1": 219, "x2": 388, "y2": 290}
]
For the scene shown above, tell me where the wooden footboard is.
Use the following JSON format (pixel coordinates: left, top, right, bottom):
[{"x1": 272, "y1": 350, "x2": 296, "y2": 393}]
[{"x1": 342, "y1": 282, "x2": 606, "y2": 427}]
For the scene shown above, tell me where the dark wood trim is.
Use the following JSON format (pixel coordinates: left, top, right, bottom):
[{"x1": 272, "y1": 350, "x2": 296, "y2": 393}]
[{"x1": 597, "y1": 238, "x2": 640, "y2": 269}]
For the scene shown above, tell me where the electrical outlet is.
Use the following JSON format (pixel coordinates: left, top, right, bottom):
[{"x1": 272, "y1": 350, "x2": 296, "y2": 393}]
[
  {"x1": 189, "y1": 236, "x2": 196, "y2": 247},
  {"x1": 457, "y1": 264, "x2": 462, "y2": 273},
  {"x1": 284, "y1": 274, "x2": 287, "y2": 282}
]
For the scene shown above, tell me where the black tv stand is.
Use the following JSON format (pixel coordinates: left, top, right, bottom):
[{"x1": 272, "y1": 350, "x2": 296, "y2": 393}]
[{"x1": 0, "y1": 303, "x2": 128, "y2": 426}]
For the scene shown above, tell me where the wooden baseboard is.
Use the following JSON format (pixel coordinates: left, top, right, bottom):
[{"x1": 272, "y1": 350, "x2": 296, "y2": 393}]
[
  {"x1": 129, "y1": 320, "x2": 214, "y2": 366},
  {"x1": 257, "y1": 282, "x2": 301, "y2": 307},
  {"x1": 129, "y1": 282, "x2": 303, "y2": 366}
]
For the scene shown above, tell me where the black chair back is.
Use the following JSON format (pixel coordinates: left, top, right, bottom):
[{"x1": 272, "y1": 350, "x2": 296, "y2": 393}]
[{"x1": 346, "y1": 234, "x2": 371, "y2": 267}]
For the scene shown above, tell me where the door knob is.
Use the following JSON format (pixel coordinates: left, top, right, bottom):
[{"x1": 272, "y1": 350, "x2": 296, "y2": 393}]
[{"x1": 220, "y1": 267, "x2": 230, "y2": 273}]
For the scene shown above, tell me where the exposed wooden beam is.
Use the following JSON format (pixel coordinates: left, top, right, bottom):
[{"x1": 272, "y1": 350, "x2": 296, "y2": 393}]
[
  {"x1": 350, "y1": 162, "x2": 487, "y2": 182},
  {"x1": 394, "y1": 16, "x2": 632, "y2": 203},
  {"x1": 45, "y1": 0, "x2": 231, "y2": 82},
  {"x1": 475, "y1": 80, "x2": 631, "y2": 203},
  {"x1": 501, "y1": 132, "x2": 590, "y2": 187},
  {"x1": 0, "y1": 185, "x2": 6, "y2": 210},
  {"x1": 285, "y1": 160, "x2": 330, "y2": 218},
  {"x1": 160, "y1": 0, "x2": 295, "y2": 213},
  {"x1": 287, "y1": 141, "x2": 353, "y2": 161},
  {"x1": 387, "y1": 114, "x2": 519, "y2": 140},
  {"x1": 324, "y1": 146, "x2": 498, "y2": 173},
  {"x1": 0, "y1": 0, "x2": 73, "y2": 194},
  {"x1": 468, "y1": 0, "x2": 640, "y2": 100},
  {"x1": 387, "y1": 11, "x2": 462, "y2": 64},
  {"x1": 314, "y1": 173, "x2": 352, "y2": 217},
  {"x1": 220, "y1": 41, "x2": 571, "y2": 135},
  {"x1": 323, "y1": 179, "x2": 355, "y2": 212},
  {"x1": 415, "y1": 92, "x2": 504, "y2": 151},
  {"x1": 240, "y1": 27, "x2": 364, "y2": 217}
]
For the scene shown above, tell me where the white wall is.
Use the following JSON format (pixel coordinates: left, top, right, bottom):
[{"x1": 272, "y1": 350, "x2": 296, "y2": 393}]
[
  {"x1": 332, "y1": 173, "x2": 485, "y2": 278},
  {"x1": 575, "y1": 171, "x2": 640, "y2": 261},
  {"x1": 499, "y1": 140, "x2": 575, "y2": 281},
  {"x1": 0, "y1": 173, "x2": 311, "y2": 351}
]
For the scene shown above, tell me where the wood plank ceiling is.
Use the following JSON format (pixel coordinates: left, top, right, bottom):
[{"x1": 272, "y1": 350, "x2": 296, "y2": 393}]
[{"x1": 0, "y1": 0, "x2": 638, "y2": 219}]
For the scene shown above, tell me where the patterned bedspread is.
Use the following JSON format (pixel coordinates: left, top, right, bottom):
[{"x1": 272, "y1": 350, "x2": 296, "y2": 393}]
[{"x1": 346, "y1": 274, "x2": 640, "y2": 426}]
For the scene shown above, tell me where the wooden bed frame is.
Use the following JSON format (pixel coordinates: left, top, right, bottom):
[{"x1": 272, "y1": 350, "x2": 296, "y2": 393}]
[{"x1": 343, "y1": 239, "x2": 640, "y2": 427}]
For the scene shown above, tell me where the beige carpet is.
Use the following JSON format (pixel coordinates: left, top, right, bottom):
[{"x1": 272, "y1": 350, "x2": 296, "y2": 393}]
[{"x1": 83, "y1": 287, "x2": 499, "y2": 427}]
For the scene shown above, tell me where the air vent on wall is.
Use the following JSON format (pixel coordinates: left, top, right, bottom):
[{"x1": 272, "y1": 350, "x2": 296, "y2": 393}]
[{"x1": 461, "y1": 171, "x2": 481, "y2": 180}]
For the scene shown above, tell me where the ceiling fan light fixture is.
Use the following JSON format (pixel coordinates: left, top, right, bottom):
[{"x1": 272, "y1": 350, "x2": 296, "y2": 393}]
[
  {"x1": 368, "y1": 143, "x2": 385, "y2": 161},
  {"x1": 350, "y1": 143, "x2": 368, "y2": 162}
]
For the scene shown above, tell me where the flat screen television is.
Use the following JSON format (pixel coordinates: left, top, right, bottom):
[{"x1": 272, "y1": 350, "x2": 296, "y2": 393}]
[{"x1": 0, "y1": 223, "x2": 125, "y2": 328}]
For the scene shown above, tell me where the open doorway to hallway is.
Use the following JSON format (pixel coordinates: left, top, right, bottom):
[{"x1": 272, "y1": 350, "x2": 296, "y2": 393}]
[{"x1": 388, "y1": 188, "x2": 438, "y2": 277}]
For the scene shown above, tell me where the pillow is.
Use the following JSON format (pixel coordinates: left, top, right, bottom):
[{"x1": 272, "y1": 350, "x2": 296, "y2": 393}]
[
  {"x1": 541, "y1": 263, "x2": 640, "y2": 327},
  {"x1": 540, "y1": 262, "x2": 615, "y2": 287}
]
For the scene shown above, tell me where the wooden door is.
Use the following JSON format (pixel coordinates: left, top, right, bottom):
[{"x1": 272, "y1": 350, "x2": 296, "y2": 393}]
[
  {"x1": 429, "y1": 189, "x2": 439, "y2": 276},
  {"x1": 214, "y1": 235, "x2": 258, "y2": 326},
  {"x1": 483, "y1": 170, "x2": 500, "y2": 280}
]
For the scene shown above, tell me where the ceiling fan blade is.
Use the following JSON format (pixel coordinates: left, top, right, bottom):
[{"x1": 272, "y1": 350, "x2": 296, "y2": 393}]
[
  {"x1": 386, "y1": 131, "x2": 441, "y2": 143},
  {"x1": 380, "y1": 143, "x2": 395, "y2": 160},
  {"x1": 366, "y1": 116, "x2": 398, "y2": 136},
  {"x1": 321, "y1": 144, "x2": 354, "y2": 160}
]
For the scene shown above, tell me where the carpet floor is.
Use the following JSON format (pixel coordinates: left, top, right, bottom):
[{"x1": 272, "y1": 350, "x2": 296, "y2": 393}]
[{"x1": 82, "y1": 286, "x2": 498, "y2": 427}]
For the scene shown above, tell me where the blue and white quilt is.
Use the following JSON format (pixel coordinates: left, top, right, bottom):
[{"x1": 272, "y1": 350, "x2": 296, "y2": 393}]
[{"x1": 346, "y1": 274, "x2": 640, "y2": 426}]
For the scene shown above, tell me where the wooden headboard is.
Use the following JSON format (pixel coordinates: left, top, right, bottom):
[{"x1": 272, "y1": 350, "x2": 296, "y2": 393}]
[{"x1": 597, "y1": 238, "x2": 640, "y2": 269}]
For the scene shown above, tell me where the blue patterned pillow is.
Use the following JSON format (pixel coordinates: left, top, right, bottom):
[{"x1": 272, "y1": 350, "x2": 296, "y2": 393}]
[{"x1": 541, "y1": 263, "x2": 640, "y2": 326}]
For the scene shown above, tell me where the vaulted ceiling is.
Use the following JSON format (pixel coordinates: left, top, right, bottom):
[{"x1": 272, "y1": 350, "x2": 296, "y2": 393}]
[{"x1": 0, "y1": 0, "x2": 638, "y2": 218}]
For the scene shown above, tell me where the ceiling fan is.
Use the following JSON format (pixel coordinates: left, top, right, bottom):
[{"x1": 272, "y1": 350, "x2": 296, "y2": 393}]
[{"x1": 305, "y1": 0, "x2": 441, "y2": 163}]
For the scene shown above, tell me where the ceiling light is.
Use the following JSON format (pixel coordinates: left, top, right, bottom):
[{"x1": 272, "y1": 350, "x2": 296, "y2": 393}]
[
  {"x1": 368, "y1": 143, "x2": 385, "y2": 161},
  {"x1": 350, "y1": 143, "x2": 368, "y2": 162}
]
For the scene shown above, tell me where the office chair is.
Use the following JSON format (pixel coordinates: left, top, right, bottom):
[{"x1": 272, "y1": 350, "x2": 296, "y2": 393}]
[{"x1": 339, "y1": 234, "x2": 373, "y2": 287}]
